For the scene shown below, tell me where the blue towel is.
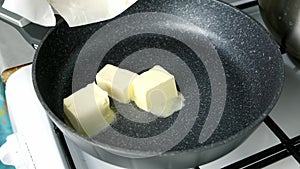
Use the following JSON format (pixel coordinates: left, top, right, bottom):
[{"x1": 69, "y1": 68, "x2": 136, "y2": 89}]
[{"x1": 0, "y1": 79, "x2": 15, "y2": 169}]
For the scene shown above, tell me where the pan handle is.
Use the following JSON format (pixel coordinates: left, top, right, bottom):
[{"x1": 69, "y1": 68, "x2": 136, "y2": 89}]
[{"x1": 0, "y1": 6, "x2": 50, "y2": 49}]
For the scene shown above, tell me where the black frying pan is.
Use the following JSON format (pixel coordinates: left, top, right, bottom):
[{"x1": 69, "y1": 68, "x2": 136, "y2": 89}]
[{"x1": 32, "y1": 0, "x2": 284, "y2": 168}]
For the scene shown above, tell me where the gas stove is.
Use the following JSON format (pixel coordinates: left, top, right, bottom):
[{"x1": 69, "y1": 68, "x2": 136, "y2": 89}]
[{"x1": 0, "y1": 0, "x2": 300, "y2": 168}]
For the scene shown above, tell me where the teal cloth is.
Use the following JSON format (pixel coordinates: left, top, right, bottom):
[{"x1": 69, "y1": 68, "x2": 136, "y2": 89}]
[{"x1": 0, "y1": 79, "x2": 15, "y2": 169}]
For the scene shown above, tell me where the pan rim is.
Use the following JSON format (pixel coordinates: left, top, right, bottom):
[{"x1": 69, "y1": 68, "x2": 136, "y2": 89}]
[{"x1": 32, "y1": 0, "x2": 285, "y2": 158}]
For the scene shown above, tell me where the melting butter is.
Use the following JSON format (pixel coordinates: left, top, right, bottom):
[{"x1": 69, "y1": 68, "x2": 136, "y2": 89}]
[
  {"x1": 96, "y1": 64, "x2": 137, "y2": 103},
  {"x1": 63, "y1": 83, "x2": 115, "y2": 137},
  {"x1": 132, "y1": 65, "x2": 184, "y2": 117}
]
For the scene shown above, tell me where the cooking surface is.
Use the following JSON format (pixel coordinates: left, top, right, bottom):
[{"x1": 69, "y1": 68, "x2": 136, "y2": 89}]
[{"x1": 0, "y1": 0, "x2": 299, "y2": 168}]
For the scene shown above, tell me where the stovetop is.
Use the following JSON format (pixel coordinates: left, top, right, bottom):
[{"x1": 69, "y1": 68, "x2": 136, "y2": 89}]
[{"x1": 1, "y1": 0, "x2": 300, "y2": 169}]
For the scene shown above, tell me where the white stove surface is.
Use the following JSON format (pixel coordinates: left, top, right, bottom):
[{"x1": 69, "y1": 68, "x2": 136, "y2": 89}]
[{"x1": 3, "y1": 65, "x2": 69, "y2": 169}]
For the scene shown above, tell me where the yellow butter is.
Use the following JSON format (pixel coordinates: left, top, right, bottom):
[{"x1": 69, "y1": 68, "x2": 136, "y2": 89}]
[
  {"x1": 132, "y1": 65, "x2": 182, "y2": 117},
  {"x1": 96, "y1": 64, "x2": 137, "y2": 103},
  {"x1": 63, "y1": 83, "x2": 115, "y2": 137}
]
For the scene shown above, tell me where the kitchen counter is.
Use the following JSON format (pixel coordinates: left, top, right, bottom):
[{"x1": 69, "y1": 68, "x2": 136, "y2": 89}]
[{"x1": 0, "y1": 78, "x2": 14, "y2": 168}]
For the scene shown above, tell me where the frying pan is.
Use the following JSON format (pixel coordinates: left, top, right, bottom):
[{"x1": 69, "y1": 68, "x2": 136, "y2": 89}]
[{"x1": 32, "y1": 0, "x2": 284, "y2": 168}]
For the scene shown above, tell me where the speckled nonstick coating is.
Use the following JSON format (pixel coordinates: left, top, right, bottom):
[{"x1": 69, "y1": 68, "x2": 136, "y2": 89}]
[{"x1": 32, "y1": 0, "x2": 284, "y2": 168}]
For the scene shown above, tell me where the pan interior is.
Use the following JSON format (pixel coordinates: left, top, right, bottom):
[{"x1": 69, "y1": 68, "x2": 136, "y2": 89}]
[
  {"x1": 33, "y1": 0, "x2": 283, "y2": 155},
  {"x1": 72, "y1": 18, "x2": 218, "y2": 153}
]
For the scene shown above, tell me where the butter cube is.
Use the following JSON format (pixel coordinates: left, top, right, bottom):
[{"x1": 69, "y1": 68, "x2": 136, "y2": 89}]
[
  {"x1": 96, "y1": 64, "x2": 138, "y2": 103},
  {"x1": 132, "y1": 65, "x2": 179, "y2": 117},
  {"x1": 63, "y1": 83, "x2": 115, "y2": 137}
]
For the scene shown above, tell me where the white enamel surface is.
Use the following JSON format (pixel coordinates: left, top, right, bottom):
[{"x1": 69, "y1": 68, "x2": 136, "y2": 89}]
[
  {"x1": 5, "y1": 65, "x2": 69, "y2": 169},
  {"x1": 269, "y1": 56, "x2": 300, "y2": 138},
  {"x1": 264, "y1": 156, "x2": 300, "y2": 169}
]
